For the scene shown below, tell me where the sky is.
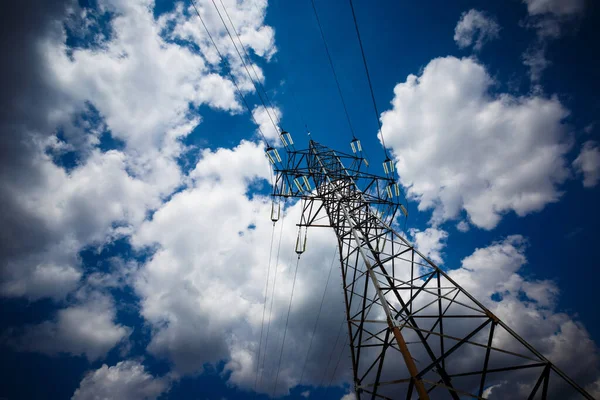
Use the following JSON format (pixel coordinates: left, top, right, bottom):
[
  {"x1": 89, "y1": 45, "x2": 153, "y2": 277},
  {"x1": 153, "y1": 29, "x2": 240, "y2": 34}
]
[{"x1": 0, "y1": 0, "x2": 599, "y2": 399}]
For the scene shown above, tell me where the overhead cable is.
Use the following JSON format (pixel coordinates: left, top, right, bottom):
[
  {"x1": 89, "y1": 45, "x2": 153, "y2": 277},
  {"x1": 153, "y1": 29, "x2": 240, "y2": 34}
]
[
  {"x1": 309, "y1": 0, "x2": 358, "y2": 140},
  {"x1": 298, "y1": 246, "x2": 338, "y2": 384},
  {"x1": 210, "y1": 0, "x2": 280, "y2": 135},
  {"x1": 218, "y1": 0, "x2": 281, "y2": 127},
  {"x1": 190, "y1": 0, "x2": 271, "y2": 146},
  {"x1": 259, "y1": 220, "x2": 290, "y2": 387},
  {"x1": 324, "y1": 334, "x2": 350, "y2": 397},
  {"x1": 254, "y1": 220, "x2": 277, "y2": 392},
  {"x1": 347, "y1": 0, "x2": 389, "y2": 155},
  {"x1": 272, "y1": 254, "x2": 302, "y2": 396}
]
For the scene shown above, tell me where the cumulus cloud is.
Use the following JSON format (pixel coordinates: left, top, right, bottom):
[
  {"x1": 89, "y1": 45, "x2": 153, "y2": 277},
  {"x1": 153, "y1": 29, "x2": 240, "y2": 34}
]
[
  {"x1": 447, "y1": 235, "x2": 600, "y2": 397},
  {"x1": 72, "y1": 360, "x2": 169, "y2": 400},
  {"x1": 252, "y1": 105, "x2": 283, "y2": 144},
  {"x1": 409, "y1": 228, "x2": 448, "y2": 264},
  {"x1": 5, "y1": 291, "x2": 130, "y2": 361},
  {"x1": 0, "y1": 0, "x2": 278, "y2": 301},
  {"x1": 573, "y1": 141, "x2": 600, "y2": 188},
  {"x1": 454, "y1": 9, "x2": 500, "y2": 51},
  {"x1": 380, "y1": 56, "x2": 571, "y2": 229},
  {"x1": 131, "y1": 141, "x2": 349, "y2": 395}
]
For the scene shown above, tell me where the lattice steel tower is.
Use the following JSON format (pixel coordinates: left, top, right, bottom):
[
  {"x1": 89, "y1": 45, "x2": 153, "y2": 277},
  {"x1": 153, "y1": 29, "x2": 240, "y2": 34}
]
[{"x1": 267, "y1": 133, "x2": 594, "y2": 399}]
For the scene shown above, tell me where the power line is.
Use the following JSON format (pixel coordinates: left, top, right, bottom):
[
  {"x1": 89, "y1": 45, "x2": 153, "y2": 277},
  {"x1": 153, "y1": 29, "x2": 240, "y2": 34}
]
[
  {"x1": 190, "y1": 0, "x2": 272, "y2": 146},
  {"x1": 259, "y1": 220, "x2": 290, "y2": 388},
  {"x1": 319, "y1": 316, "x2": 346, "y2": 387},
  {"x1": 210, "y1": 0, "x2": 280, "y2": 135},
  {"x1": 218, "y1": 0, "x2": 281, "y2": 126},
  {"x1": 299, "y1": 246, "x2": 338, "y2": 384},
  {"x1": 309, "y1": 0, "x2": 358, "y2": 140},
  {"x1": 347, "y1": 0, "x2": 389, "y2": 156},
  {"x1": 272, "y1": 254, "x2": 302, "y2": 396},
  {"x1": 253, "y1": 220, "x2": 278, "y2": 392},
  {"x1": 324, "y1": 334, "x2": 349, "y2": 397}
]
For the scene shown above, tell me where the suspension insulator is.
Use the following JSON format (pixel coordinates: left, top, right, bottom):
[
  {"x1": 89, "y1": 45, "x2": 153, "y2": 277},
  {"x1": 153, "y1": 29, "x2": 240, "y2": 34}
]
[
  {"x1": 295, "y1": 226, "x2": 307, "y2": 255},
  {"x1": 383, "y1": 157, "x2": 394, "y2": 176},
  {"x1": 400, "y1": 204, "x2": 408, "y2": 217},
  {"x1": 350, "y1": 138, "x2": 362, "y2": 154},
  {"x1": 271, "y1": 200, "x2": 280, "y2": 223},
  {"x1": 280, "y1": 130, "x2": 294, "y2": 148},
  {"x1": 265, "y1": 146, "x2": 282, "y2": 164}
]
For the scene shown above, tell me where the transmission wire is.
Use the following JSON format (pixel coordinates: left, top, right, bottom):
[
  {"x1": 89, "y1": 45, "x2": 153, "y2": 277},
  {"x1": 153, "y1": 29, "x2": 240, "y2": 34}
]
[
  {"x1": 190, "y1": 0, "x2": 271, "y2": 146},
  {"x1": 298, "y1": 246, "x2": 338, "y2": 384},
  {"x1": 253, "y1": 220, "x2": 277, "y2": 392},
  {"x1": 258, "y1": 216, "x2": 289, "y2": 387},
  {"x1": 324, "y1": 334, "x2": 350, "y2": 396},
  {"x1": 210, "y1": 0, "x2": 280, "y2": 134},
  {"x1": 218, "y1": 0, "x2": 282, "y2": 128},
  {"x1": 347, "y1": 0, "x2": 389, "y2": 155},
  {"x1": 272, "y1": 254, "x2": 302, "y2": 396},
  {"x1": 309, "y1": 0, "x2": 357, "y2": 140},
  {"x1": 319, "y1": 316, "x2": 347, "y2": 387}
]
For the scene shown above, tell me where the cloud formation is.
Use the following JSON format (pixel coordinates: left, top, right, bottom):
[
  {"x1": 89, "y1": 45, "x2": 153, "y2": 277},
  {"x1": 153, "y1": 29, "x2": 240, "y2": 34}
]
[
  {"x1": 0, "y1": 0, "x2": 278, "y2": 301},
  {"x1": 5, "y1": 291, "x2": 130, "y2": 361},
  {"x1": 521, "y1": 0, "x2": 586, "y2": 82},
  {"x1": 409, "y1": 228, "x2": 448, "y2": 264},
  {"x1": 448, "y1": 235, "x2": 600, "y2": 397},
  {"x1": 454, "y1": 9, "x2": 500, "y2": 51},
  {"x1": 380, "y1": 56, "x2": 571, "y2": 229},
  {"x1": 573, "y1": 141, "x2": 600, "y2": 188},
  {"x1": 72, "y1": 360, "x2": 170, "y2": 400}
]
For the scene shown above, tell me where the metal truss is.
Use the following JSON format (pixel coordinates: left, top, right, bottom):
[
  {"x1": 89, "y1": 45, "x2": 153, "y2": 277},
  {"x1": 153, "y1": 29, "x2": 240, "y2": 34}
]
[{"x1": 270, "y1": 139, "x2": 594, "y2": 399}]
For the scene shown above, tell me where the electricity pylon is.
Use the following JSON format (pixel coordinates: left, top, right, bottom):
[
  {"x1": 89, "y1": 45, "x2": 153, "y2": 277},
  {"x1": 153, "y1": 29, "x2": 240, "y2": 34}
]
[{"x1": 267, "y1": 134, "x2": 594, "y2": 399}]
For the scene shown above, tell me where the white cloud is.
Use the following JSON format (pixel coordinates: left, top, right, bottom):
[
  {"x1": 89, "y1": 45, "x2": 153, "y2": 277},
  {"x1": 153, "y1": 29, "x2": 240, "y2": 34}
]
[
  {"x1": 252, "y1": 105, "x2": 283, "y2": 144},
  {"x1": 456, "y1": 220, "x2": 470, "y2": 232},
  {"x1": 380, "y1": 56, "x2": 571, "y2": 229},
  {"x1": 573, "y1": 141, "x2": 600, "y2": 188},
  {"x1": 132, "y1": 141, "x2": 346, "y2": 395},
  {"x1": 447, "y1": 235, "x2": 600, "y2": 396},
  {"x1": 522, "y1": 44, "x2": 551, "y2": 84},
  {"x1": 521, "y1": 0, "x2": 586, "y2": 82},
  {"x1": 454, "y1": 9, "x2": 500, "y2": 51},
  {"x1": 409, "y1": 228, "x2": 448, "y2": 264},
  {"x1": 72, "y1": 360, "x2": 169, "y2": 400},
  {"x1": 0, "y1": 148, "x2": 167, "y2": 300},
  {"x1": 340, "y1": 393, "x2": 356, "y2": 400},
  {"x1": 0, "y1": 0, "x2": 278, "y2": 301},
  {"x1": 6, "y1": 291, "x2": 130, "y2": 361},
  {"x1": 524, "y1": 0, "x2": 585, "y2": 17}
]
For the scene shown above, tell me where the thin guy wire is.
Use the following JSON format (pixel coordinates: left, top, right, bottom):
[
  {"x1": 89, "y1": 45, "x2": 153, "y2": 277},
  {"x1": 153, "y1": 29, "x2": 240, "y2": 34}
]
[
  {"x1": 324, "y1": 334, "x2": 350, "y2": 396},
  {"x1": 218, "y1": 0, "x2": 282, "y2": 128},
  {"x1": 298, "y1": 246, "x2": 338, "y2": 384},
  {"x1": 347, "y1": 0, "x2": 389, "y2": 155},
  {"x1": 210, "y1": 0, "x2": 280, "y2": 135},
  {"x1": 190, "y1": 0, "x2": 271, "y2": 146},
  {"x1": 310, "y1": 0, "x2": 357, "y2": 140},
  {"x1": 259, "y1": 215, "x2": 288, "y2": 387},
  {"x1": 272, "y1": 254, "x2": 302, "y2": 396},
  {"x1": 253, "y1": 221, "x2": 277, "y2": 392},
  {"x1": 319, "y1": 316, "x2": 347, "y2": 387}
]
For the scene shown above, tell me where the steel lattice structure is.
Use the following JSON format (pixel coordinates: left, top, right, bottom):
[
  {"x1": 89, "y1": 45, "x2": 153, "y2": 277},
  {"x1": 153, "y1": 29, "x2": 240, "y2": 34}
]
[{"x1": 268, "y1": 137, "x2": 594, "y2": 399}]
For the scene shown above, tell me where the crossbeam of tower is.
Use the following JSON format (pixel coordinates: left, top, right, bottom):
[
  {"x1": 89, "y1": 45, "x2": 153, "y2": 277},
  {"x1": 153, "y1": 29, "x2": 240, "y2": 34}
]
[{"x1": 267, "y1": 135, "x2": 593, "y2": 399}]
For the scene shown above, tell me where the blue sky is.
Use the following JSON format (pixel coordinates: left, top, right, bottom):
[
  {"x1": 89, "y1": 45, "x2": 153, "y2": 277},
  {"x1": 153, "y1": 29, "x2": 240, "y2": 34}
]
[{"x1": 0, "y1": 0, "x2": 599, "y2": 399}]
